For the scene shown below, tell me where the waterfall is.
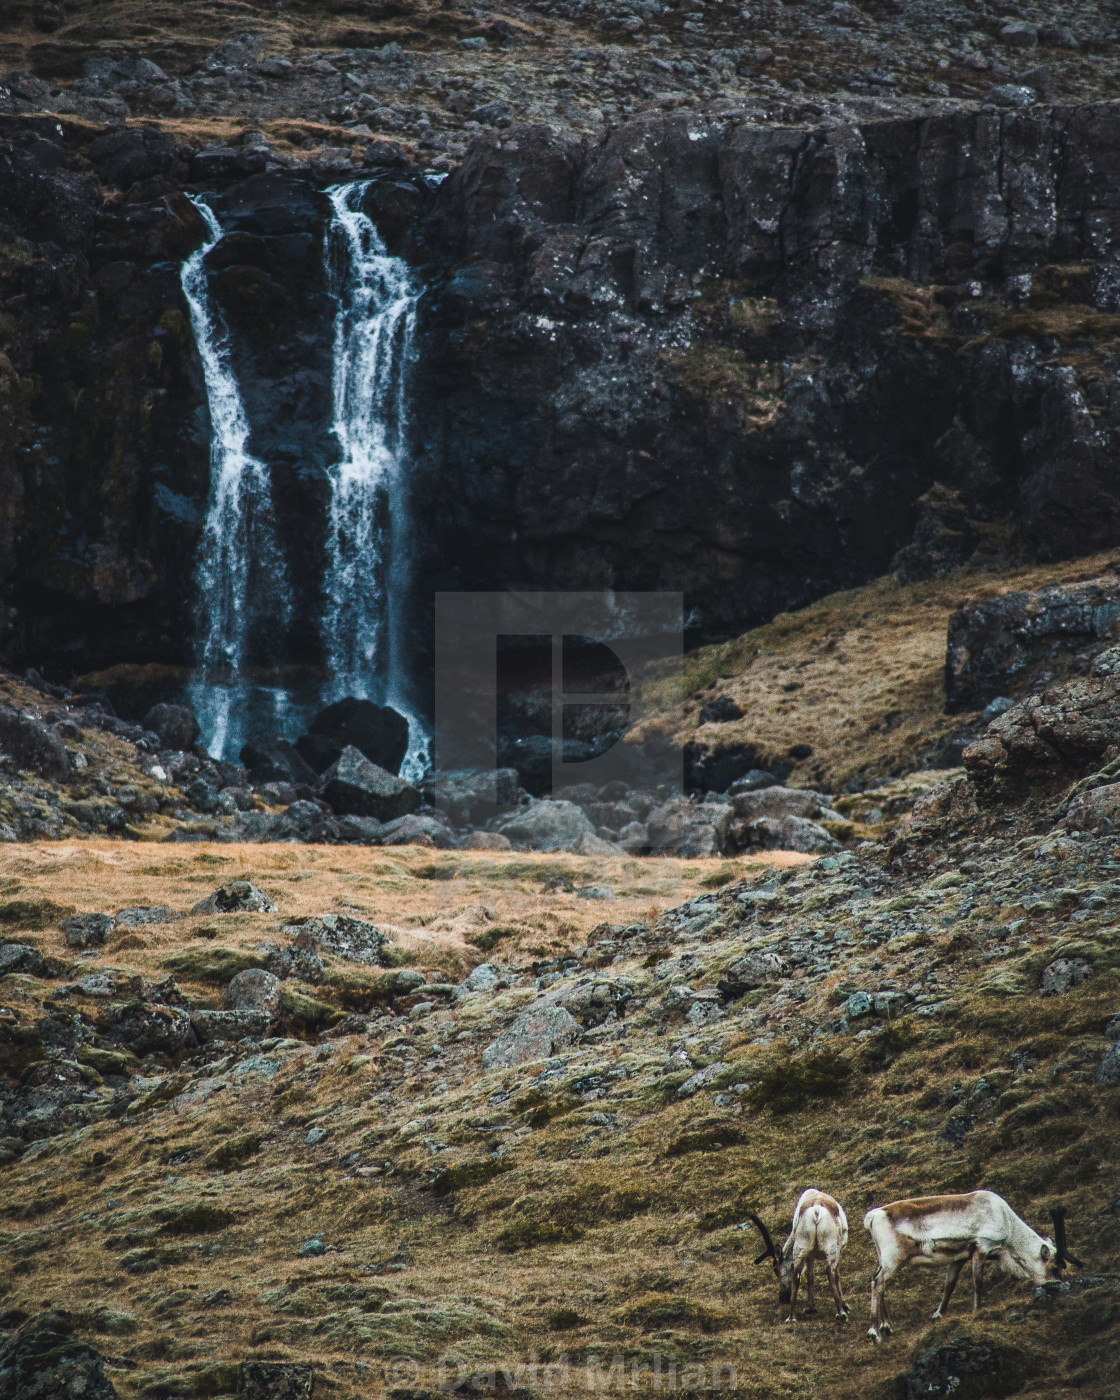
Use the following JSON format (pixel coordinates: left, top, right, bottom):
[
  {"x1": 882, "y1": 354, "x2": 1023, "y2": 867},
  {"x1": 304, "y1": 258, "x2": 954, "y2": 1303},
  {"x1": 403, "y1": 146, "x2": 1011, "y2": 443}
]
[
  {"x1": 180, "y1": 197, "x2": 293, "y2": 760},
  {"x1": 324, "y1": 182, "x2": 428, "y2": 779}
]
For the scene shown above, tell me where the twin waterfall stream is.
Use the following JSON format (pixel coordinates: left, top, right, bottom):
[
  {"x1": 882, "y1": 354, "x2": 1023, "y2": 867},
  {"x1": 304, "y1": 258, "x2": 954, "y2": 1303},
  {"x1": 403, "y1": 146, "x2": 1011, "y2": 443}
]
[{"x1": 180, "y1": 183, "x2": 426, "y2": 776}]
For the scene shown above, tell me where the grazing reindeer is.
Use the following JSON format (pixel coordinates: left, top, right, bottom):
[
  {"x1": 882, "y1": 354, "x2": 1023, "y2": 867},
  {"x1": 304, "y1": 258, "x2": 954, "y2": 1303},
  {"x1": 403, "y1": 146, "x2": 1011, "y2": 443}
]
[
  {"x1": 863, "y1": 1191, "x2": 1081, "y2": 1343},
  {"x1": 749, "y1": 1189, "x2": 850, "y2": 1322}
]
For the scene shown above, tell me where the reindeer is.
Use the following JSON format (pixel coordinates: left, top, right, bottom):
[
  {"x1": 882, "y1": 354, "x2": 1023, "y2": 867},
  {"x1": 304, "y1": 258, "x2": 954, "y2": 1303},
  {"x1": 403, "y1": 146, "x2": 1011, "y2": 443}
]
[
  {"x1": 748, "y1": 1189, "x2": 850, "y2": 1323},
  {"x1": 863, "y1": 1191, "x2": 1083, "y2": 1343}
]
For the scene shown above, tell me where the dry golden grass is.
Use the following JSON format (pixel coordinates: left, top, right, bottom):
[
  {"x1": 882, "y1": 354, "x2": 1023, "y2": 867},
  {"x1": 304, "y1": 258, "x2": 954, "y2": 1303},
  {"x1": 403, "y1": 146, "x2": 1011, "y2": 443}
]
[
  {"x1": 0, "y1": 840, "x2": 811, "y2": 978},
  {"x1": 640, "y1": 549, "x2": 1120, "y2": 791}
]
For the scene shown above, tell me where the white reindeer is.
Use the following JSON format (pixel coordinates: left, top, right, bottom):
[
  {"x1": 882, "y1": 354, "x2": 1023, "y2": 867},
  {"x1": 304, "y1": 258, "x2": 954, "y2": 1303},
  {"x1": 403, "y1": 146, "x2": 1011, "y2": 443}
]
[
  {"x1": 863, "y1": 1191, "x2": 1081, "y2": 1343},
  {"x1": 749, "y1": 1189, "x2": 850, "y2": 1322}
]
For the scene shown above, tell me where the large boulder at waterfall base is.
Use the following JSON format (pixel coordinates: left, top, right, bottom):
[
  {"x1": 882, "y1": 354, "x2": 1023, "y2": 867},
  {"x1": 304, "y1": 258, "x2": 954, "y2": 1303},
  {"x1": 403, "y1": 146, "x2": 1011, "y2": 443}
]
[
  {"x1": 296, "y1": 698, "x2": 409, "y2": 775},
  {"x1": 141, "y1": 703, "x2": 200, "y2": 752},
  {"x1": 321, "y1": 746, "x2": 420, "y2": 821},
  {"x1": 240, "y1": 738, "x2": 319, "y2": 788}
]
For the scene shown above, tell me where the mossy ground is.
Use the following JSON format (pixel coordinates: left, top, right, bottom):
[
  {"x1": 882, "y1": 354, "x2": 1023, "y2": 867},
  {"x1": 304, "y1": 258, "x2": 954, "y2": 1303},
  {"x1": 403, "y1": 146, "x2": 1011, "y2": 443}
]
[
  {"x1": 1, "y1": 833, "x2": 1118, "y2": 1399},
  {"x1": 641, "y1": 548, "x2": 1120, "y2": 792}
]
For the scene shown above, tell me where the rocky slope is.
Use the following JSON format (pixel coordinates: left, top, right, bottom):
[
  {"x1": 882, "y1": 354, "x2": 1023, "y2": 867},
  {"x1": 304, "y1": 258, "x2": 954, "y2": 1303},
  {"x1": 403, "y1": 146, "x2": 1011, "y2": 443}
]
[{"x1": 1, "y1": 664, "x2": 1119, "y2": 1398}]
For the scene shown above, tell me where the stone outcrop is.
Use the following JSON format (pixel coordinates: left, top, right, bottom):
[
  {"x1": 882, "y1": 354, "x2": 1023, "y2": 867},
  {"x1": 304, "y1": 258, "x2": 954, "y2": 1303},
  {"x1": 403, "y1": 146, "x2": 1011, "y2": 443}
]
[
  {"x1": 946, "y1": 575, "x2": 1120, "y2": 713},
  {"x1": 416, "y1": 105, "x2": 1120, "y2": 645}
]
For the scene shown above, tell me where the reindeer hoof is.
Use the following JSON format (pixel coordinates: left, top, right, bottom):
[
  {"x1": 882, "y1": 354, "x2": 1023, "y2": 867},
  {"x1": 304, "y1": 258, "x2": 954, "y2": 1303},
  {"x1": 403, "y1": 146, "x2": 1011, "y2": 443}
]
[
  {"x1": 931, "y1": 1310, "x2": 943, "y2": 1321},
  {"x1": 868, "y1": 1330, "x2": 881, "y2": 1346},
  {"x1": 803, "y1": 1306, "x2": 818, "y2": 1317}
]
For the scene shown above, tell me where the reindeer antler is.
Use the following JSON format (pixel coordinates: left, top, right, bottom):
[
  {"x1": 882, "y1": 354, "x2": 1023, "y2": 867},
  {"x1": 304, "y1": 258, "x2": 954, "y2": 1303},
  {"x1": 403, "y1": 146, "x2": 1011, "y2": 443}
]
[
  {"x1": 746, "y1": 1212, "x2": 780, "y2": 1269},
  {"x1": 1050, "y1": 1206, "x2": 1086, "y2": 1270}
]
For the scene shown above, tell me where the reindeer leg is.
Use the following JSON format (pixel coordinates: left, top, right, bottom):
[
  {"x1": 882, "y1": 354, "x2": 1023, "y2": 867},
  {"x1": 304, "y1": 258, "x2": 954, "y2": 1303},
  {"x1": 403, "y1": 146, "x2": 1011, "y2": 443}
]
[
  {"x1": 828, "y1": 1265, "x2": 848, "y2": 1319},
  {"x1": 971, "y1": 1252, "x2": 985, "y2": 1313},
  {"x1": 868, "y1": 1269, "x2": 886, "y2": 1344},
  {"x1": 803, "y1": 1260, "x2": 818, "y2": 1315},
  {"x1": 785, "y1": 1267, "x2": 800, "y2": 1324},
  {"x1": 932, "y1": 1258, "x2": 966, "y2": 1321}
]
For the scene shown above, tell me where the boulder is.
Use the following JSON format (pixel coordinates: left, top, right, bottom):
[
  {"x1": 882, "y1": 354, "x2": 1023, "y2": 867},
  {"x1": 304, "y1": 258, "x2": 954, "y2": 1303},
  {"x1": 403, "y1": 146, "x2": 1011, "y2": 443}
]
[
  {"x1": 494, "y1": 798, "x2": 597, "y2": 852},
  {"x1": 296, "y1": 698, "x2": 409, "y2": 775},
  {"x1": 114, "y1": 906, "x2": 176, "y2": 927},
  {"x1": 0, "y1": 1311, "x2": 119, "y2": 1400},
  {"x1": 0, "y1": 705, "x2": 70, "y2": 781},
  {"x1": 0, "y1": 944, "x2": 55, "y2": 978},
  {"x1": 481, "y1": 1001, "x2": 582, "y2": 1069},
  {"x1": 190, "y1": 1009, "x2": 270, "y2": 1043},
  {"x1": 62, "y1": 913, "x2": 115, "y2": 948},
  {"x1": 108, "y1": 1000, "x2": 194, "y2": 1055},
  {"x1": 728, "y1": 815, "x2": 841, "y2": 854},
  {"x1": 729, "y1": 785, "x2": 829, "y2": 821},
  {"x1": 424, "y1": 766, "x2": 525, "y2": 825},
  {"x1": 684, "y1": 741, "x2": 784, "y2": 793},
  {"x1": 541, "y1": 976, "x2": 631, "y2": 1027},
  {"x1": 946, "y1": 575, "x2": 1120, "y2": 713},
  {"x1": 1063, "y1": 783, "x2": 1120, "y2": 832},
  {"x1": 240, "y1": 739, "x2": 319, "y2": 787},
  {"x1": 1098, "y1": 1042, "x2": 1120, "y2": 1085},
  {"x1": 699, "y1": 695, "x2": 744, "y2": 724},
  {"x1": 223, "y1": 968, "x2": 282, "y2": 1014},
  {"x1": 462, "y1": 831, "x2": 513, "y2": 850},
  {"x1": 718, "y1": 950, "x2": 787, "y2": 998},
  {"x1": 964, "y1": 672, "x2": 1120, "y2": 798},
  {"x1": 238, "y1": 1361, "x2": 314, "y2": 1400},
  {"x1": 263, "y1": 943, "x2": 324, "y2": 982},
  {"x1": 1039, "y1": 957, "x2": 1091, "y2": 995},
  {"x1": 616, "y1": 821, "x2": 650, "y2": 853},
  {"x1": 903, "y1": 1338, "x2": 1029, "y2": 1400},
  {"x1": 282, "y1": 914, "x2": 390, "y2": 965},
  {"x1": 321, "y1": 746, "x2": 421, "y2": 820},
  {"x1": 727, "y1": 770, "x2": 779, "y2": 795},
  {"x1": 141, "y1": 703, "x2": 200, "y2": 751},
  {"x1": 377, "y1": 813, "x2": 459, "y2": 848},
  {"x1": 646, "y1": 798, "x2": 732, "y2": 857},
  {"x1": 191, "y1": 882, "x2": 277, "y2": 914},
  {"x1": 455, "y1": 963, "x2": 509, "y2": 998}
]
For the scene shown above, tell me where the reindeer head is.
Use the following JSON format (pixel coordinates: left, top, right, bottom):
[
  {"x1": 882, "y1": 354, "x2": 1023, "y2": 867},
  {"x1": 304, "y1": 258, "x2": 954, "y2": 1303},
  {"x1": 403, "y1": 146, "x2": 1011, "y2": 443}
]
[{"x1": 747, "y1": 1213, "x2": 793, "y2": 1305}]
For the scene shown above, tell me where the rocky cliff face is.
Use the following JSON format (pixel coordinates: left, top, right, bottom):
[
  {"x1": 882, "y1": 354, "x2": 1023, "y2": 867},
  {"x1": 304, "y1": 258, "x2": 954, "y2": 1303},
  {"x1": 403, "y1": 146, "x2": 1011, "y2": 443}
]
[
  {"x1": 6, "y1": 101, "x2": 1120, "y2": 680},
  {"x1": 417, "y1": 101, "x2": 1120, "y2": 641}
]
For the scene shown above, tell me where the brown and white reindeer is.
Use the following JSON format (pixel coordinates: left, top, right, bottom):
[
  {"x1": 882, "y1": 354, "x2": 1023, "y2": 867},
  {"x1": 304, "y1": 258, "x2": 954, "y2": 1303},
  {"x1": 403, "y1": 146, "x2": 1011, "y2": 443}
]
[
  {"x1": 863, "y1": 1191, "x2": 1083, "y2": 1343},
  {"x1": 749, "y1": 1189, "x2": 850, "y2": 1323}
]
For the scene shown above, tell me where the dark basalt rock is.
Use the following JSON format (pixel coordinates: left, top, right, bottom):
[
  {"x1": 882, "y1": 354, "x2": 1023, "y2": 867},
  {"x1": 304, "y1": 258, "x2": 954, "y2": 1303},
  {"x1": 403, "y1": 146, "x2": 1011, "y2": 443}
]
[
  {"x1": 240, "y1": 738, "x2": 319, "y2": 788},
  {"x1": 903, "y1": 1338, "x2": 1030, "y2": 1400},
  {"x1": 0, "y1": 705, "x2": 69, "y2": 780},
  {"x1": 238, "y1": 1361, "x2": 313, "y2": 1400},
  {"x1": 0, "y1": 1311, "x2": 118, "y2": 1400},
  {"x1": 141, "y1": 702, "x2": 200, "y2": 751},
  {"x1": 946, "y1": 574, "x2": 1120, "y2": 713},
  {"x1": 320, "y1": 745, "x2": 420, "y2": 820},
  {"x1": 296, "y1": 696, "x2": 410, "y2": 775},
  {"x1": 61, "y1": 913, "x2": 115, "y2": 949}
]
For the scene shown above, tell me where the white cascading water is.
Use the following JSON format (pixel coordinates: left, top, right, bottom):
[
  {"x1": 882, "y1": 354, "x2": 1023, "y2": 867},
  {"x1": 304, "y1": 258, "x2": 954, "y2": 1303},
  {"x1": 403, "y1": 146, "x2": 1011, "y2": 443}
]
[
  {"x1": 324, "y1": 181, "x2": 429, "y2": 779},
  {"x1": 181, "y1": 197, "x2": 293, "y2": 760}
]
